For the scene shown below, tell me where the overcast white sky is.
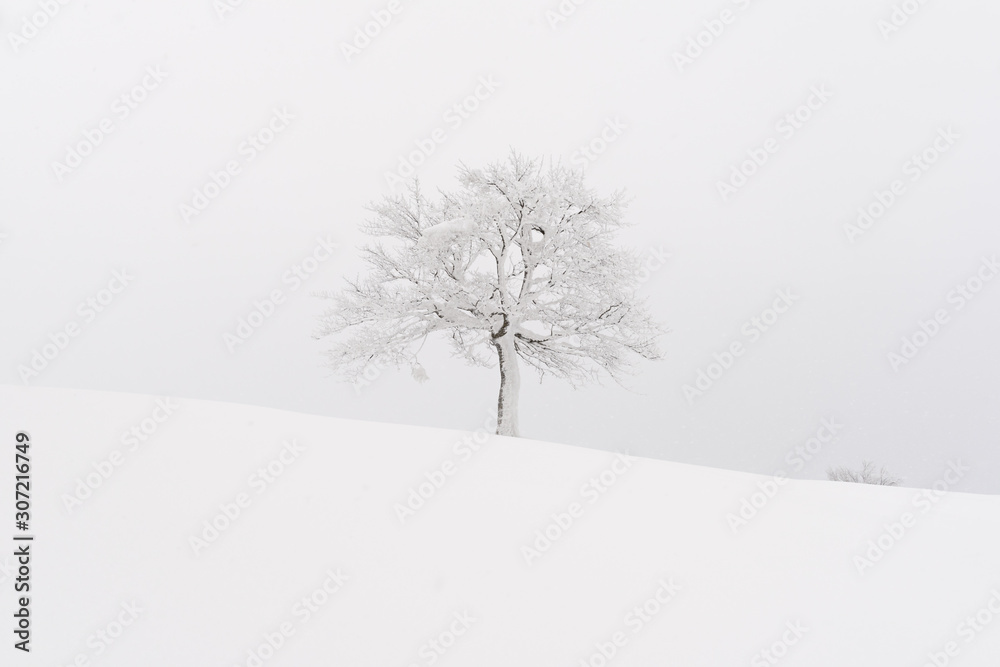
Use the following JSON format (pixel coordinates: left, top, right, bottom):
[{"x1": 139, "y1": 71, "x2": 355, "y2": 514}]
[{"x1": 2, "y1": 0, "x2": 999, "y2": 492}]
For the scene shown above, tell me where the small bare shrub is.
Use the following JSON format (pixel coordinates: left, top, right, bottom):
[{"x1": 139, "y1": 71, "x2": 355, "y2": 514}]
[{"x1": 827, "y1": 460, "x2": 902, "y2": 486}]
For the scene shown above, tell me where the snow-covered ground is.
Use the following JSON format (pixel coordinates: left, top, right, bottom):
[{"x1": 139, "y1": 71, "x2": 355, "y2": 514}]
[{"x1": 3, "y1": 384, "x2": 999, "y2": 665}]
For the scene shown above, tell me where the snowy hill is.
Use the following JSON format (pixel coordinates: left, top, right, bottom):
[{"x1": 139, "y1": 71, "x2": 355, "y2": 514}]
[{"x1": 2, "y1": 385, "x2": 999, "y2": 665}]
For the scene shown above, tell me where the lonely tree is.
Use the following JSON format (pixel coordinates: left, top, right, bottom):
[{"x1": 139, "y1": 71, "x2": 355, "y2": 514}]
[{"x1": 315, "y1": 154, "x2": 663, "y2": 436}]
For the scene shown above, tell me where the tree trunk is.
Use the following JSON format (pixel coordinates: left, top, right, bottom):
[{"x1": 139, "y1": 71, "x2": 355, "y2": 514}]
[{"x1": 494, "y1": 333, "x2": 520, "y2": 437}]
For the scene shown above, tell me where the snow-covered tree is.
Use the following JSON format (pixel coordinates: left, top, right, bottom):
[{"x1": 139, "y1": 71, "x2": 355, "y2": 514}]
[
  {"x1": 315, "y1": 153, "x2": 664, "y2": 436},
  {"x1": 827, "y1": 461, "x2": 902, "y2": 486}
]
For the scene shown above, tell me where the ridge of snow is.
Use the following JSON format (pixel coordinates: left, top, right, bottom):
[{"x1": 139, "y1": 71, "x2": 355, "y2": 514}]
[{"x1": 2, "y1": 384, "x2": 998, "y2": 665}]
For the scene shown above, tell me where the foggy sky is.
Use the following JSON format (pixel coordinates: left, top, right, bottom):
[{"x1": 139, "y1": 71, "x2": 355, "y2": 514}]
[{"x1": 2, "y1": 0, "x2": 999, "y2": 492}]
